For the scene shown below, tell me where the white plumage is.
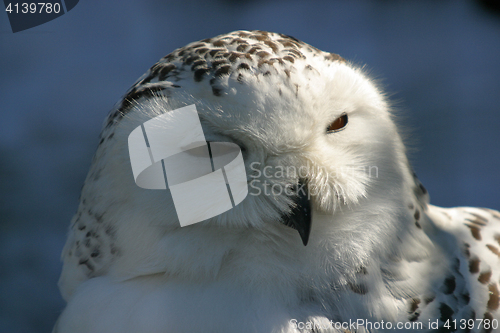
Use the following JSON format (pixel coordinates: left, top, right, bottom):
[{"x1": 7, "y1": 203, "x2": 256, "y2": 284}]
[{"x1": 54, "y1": 31, "x2": 500, "y2": 333}]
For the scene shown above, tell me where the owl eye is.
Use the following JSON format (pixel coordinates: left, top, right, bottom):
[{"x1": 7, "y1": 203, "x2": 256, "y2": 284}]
[{"x1": 327, "y1": 113, "x2": 348, "y2": 133}]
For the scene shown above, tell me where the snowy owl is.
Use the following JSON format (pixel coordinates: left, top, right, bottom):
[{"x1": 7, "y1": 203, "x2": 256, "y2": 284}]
[{"x1": 54, "y1": 31, "x2": 500, "y2": 333}]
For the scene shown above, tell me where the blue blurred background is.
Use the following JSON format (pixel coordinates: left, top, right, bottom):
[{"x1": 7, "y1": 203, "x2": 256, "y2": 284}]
[{"x1": 1, "y1": 1, "x2": 499, "y2": 332}]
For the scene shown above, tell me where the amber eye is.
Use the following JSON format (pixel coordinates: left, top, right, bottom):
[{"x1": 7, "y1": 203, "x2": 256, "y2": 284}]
[{"x1": 327, "y1": 113, "x2": 348, "y2": 133}]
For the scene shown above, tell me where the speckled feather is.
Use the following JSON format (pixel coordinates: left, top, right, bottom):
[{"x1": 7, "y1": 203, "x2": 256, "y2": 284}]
[
  {"x1": 102, "y1": 30, "x2": 343, "y2": 131},
  {"x1": 55, "y1": 31, "x2": 499, "y2": 333}
]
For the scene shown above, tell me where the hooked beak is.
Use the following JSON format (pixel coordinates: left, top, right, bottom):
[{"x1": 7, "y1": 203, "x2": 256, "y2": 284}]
[{"x1": 281, "y1": 179, "x2": 312, "y2": 246}]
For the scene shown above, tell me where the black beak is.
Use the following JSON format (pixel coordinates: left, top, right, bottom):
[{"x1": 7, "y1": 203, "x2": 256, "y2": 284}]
[{"x1": 281, "y1": 179, "x2": 312, "y2": 246}]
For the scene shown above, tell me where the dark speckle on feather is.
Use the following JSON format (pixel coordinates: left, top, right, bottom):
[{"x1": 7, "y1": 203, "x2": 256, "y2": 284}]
[
  {"x1": 424, "y1": 295, "x2": 435, "y2": 304},
  {"x1": 486, "y1": 244, "x2": 500, "y2": 258},
  {"x1": 442, "y1": 275, "x2": 456, "y2": 294},
  {"x1": 469, "y1": 257, "x2": 480, "y2": 273},
  {"x1": 487, "y1": 283, "x2": 499, "y2": 311},
  {"x1": 409, "y1": 298, "x2": 420, "y2": 313},
  {"x1": 494, "y1": 234, "x2": 500, "y2": 246},
  {"x1": 438, "y1": 303, "x2": 454, "y2": 323},
  {"x1": 465, "y1": 225, "x2": 482, "y2": 240},
  {"x1": 478, "y1": 270, "x2": 492, "y2": 284},
  {"x1": 348, "y1": 282, "x2": 368, "y2": 295}
]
